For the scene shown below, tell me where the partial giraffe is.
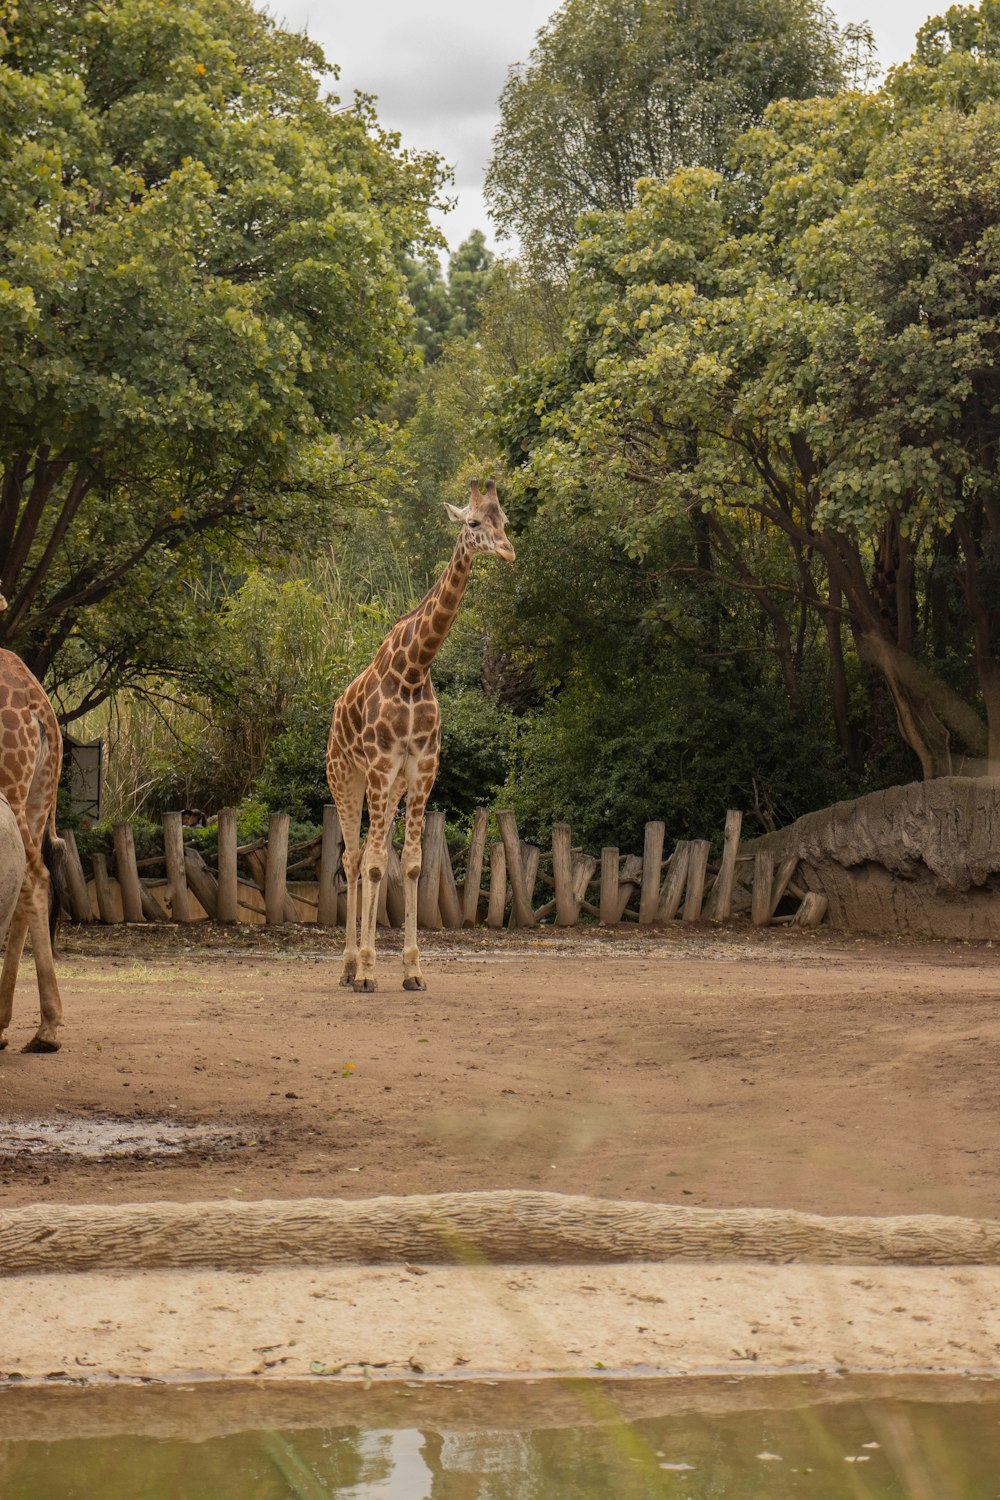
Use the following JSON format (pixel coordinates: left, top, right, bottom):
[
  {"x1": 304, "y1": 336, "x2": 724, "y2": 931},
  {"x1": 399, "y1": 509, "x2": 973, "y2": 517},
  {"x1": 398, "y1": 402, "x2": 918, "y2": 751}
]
[
  {"x1": 0, "y1": 638, "x2": 67, "y2": 1052},
  {"x1": 326, "y1": 481, "x2": 515, "y2": 992}
]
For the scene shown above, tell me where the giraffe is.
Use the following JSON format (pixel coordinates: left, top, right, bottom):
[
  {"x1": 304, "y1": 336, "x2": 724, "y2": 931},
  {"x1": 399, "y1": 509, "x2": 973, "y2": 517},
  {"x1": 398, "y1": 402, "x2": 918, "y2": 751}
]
[
  {"x1": 327, "y1": 481, "x2": 515, "y2": 993},
  {"x1": 0, "y1": 637, "x2": 67, "y2": 1052}
]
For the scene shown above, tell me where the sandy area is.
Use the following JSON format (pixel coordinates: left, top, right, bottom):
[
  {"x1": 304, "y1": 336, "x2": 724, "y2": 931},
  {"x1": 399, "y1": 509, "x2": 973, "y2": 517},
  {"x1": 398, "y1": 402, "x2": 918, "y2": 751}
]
[
  {"x1": 0, "y1": 924, "x2": 997, "y2": 1217},
  {"x1": 4, "y1": 1262, "x2": 1000, "y2": 1383},
  {"x1": 1, "y1": 924, "x2": 999, "y2": 1384}
]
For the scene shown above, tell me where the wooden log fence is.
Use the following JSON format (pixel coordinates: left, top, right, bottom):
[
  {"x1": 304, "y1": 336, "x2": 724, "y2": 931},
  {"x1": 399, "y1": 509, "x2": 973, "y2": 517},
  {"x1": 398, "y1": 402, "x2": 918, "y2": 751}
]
[{"x1": 55, "y1": 805, "x2": 827, "y2": 932}]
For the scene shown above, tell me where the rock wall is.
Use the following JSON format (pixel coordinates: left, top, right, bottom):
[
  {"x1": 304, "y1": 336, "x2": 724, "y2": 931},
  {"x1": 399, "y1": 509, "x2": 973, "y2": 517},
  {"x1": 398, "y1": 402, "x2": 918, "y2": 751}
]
[{"x1": 753, "y1": 777, "x2": 1000, "y2": 940}]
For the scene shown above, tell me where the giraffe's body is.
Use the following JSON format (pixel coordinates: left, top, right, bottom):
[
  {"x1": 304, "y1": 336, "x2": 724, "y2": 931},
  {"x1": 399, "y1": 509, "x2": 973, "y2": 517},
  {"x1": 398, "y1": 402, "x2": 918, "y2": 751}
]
[
  {"x1": 327, "y1": 482, "x2": 515, "y2": 991},
  {"x1": 0, "y1": 647, "x2": 66, "y2": 1051}
]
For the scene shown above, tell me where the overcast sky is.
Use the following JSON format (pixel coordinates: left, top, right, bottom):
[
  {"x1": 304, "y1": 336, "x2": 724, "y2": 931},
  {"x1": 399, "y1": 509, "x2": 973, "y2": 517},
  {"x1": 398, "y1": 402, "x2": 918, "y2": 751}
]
[{"x1": 276, "y1": 1, "x2": 937, "y2": 255}]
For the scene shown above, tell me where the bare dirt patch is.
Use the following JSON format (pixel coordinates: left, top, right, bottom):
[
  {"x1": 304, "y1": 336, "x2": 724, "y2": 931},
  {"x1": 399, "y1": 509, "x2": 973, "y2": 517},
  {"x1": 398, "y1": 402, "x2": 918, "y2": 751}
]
[{"x1": 0, "y1": 923, "x2": 996, "y2": 1219}]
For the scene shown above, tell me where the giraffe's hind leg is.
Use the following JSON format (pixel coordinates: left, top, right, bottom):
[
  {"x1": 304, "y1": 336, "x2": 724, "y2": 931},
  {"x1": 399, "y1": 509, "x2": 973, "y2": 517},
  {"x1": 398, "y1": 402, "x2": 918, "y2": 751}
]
[
  {"x1": 328, "y1": 761, "x2": 364, "y2": 989},
  {"x1": 0, "y1": 902, "x2": 28, "y2": 1050}
]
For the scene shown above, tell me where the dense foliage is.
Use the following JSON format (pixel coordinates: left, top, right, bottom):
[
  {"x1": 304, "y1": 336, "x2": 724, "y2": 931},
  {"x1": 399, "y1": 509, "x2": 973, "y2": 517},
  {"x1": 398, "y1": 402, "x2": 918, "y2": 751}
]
[
  {"x1": 0, "y1": 0, "x2": 443, "y2": 707},
  {"x1": 34, "y1": 0, "x2": 1000, "y2": 858}
]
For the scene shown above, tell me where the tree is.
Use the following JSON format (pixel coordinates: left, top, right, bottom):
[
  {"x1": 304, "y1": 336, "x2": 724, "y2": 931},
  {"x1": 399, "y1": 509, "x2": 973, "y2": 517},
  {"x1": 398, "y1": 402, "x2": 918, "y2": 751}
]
[
  {"x1": 487, "y1": 6, "x2": 1000, "y2": 778},
  {"x1": 485, "y1": 0, "x2": 857, "y2": 271},
  {"x1": 0, "y1": 0, "x2": 444, "y2": 711}
]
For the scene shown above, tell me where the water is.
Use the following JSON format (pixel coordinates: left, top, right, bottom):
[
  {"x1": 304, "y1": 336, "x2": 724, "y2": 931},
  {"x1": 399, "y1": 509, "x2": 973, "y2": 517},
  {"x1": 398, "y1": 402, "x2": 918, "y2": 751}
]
[{"x1": 2, "y1": 1378, "x2": 999, "y2": 1498}]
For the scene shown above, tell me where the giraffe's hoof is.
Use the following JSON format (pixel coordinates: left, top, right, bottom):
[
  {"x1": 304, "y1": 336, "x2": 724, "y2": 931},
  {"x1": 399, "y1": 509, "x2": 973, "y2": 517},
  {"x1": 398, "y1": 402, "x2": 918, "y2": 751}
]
[
  {"x1": 402, "y1": 977, "x2": 427, "y2": 992},
  {"x1": 339, "y1": 971, "x2": 356, "y2": 988},
  {"x1": 352, "y1": 977, "x2": 378, "y2": 993},
  {"x1": 22, "y1": 1034, "x2": 60, "y2": 1054},
  {"x1": 0, "y1": 1035, "x2": 8, "y2": 1051}
]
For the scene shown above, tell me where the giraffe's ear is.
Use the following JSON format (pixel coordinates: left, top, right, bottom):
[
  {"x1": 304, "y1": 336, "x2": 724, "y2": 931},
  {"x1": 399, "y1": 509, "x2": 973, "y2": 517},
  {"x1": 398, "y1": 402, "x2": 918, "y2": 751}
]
[{"x1": 444, "y1": 502, "x2": 469, "y2": 525}]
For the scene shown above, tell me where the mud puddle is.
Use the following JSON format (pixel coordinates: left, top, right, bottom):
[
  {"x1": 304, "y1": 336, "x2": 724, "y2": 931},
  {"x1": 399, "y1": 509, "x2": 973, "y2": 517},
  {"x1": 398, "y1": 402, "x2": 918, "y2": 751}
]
[{"x1": 0, "y1": 1119, "x2": 258, "y2": 1159}]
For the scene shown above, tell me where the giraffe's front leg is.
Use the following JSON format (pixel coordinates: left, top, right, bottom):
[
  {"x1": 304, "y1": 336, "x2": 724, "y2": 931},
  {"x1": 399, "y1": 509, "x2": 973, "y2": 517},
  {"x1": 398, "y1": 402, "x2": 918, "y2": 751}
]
[
  {"x1": 353, "y1": 787, "x2": 396, "y2": 993},
  {"x1": 22, "y1": 880, "x2": 62, "y2": 1053}
]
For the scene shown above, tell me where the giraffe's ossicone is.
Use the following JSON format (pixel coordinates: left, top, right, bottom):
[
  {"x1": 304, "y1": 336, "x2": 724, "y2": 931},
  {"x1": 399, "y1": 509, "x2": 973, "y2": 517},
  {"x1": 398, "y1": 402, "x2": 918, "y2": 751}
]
[
  {"x1": 0, "y1": 648, "x2": 67, "y2": 1051},
  {"x1": 326, "y1": 481, "x2": 516, "y2": 992}
]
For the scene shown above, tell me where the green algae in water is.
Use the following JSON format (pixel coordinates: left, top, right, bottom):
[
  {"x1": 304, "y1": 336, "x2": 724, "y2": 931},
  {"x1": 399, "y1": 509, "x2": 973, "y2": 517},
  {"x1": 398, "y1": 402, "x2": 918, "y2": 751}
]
[{"x1": 3, "y1": 1390, "x2": 1000, "y2": 1498}]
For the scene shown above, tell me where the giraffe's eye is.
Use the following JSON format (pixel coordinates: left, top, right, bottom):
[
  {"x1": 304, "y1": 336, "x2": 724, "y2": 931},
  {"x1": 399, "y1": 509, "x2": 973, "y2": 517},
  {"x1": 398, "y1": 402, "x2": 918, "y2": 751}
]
[{"x1": 468, "y1": 520, "x2": 481, "y2": 529}]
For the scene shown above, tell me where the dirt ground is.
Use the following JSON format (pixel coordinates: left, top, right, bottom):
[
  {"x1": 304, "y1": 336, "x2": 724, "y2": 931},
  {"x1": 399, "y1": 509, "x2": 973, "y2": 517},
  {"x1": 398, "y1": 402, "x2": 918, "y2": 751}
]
[{"x1": 0, "y1": 922, "x2": 997, "y2": 1220}]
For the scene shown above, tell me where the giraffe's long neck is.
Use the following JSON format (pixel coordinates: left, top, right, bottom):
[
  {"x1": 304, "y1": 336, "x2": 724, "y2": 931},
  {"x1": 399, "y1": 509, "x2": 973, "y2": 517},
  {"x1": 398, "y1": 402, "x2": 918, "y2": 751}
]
[{"x1": 406, "y1": 534, "x2": 475, "y2": 670}]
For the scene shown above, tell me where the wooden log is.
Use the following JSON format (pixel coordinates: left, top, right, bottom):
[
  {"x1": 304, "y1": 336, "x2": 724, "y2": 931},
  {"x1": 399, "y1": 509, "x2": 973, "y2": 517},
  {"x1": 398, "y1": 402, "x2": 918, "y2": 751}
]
[
  {"x1": 91, "y1": 853, "x2": 117, "y2": 924},
  {"x1": 139, "y1": 880, "x2": 167, "y2": 922},
  {"x1": 417, "y1": 812, "x2": 444, "y2": 930},
  {"x1": 615, "y1": 852, "x2": 644, "y2": 920},
  {"x1": 216, "y1": 808, "x2": 238, "y2": 924},
  {"x1": 384, "y1": 842, "x2": 405, "y2": 928},
  {"x1": 551, "y1": 822, "x2": 578, "y2": 926},
  {"x1": 60, "y1": 828, "x2": 93, "y2": 922},
  {"x1": 508, "y1": 843, "x2": 540, "y2": 929},
  {"x1": 682, "y1": 840, "x2": 710, "y2": 922},
  {"x1": 534, "y1": 897, "x2": 557, "y2": 922},
  {"x1": 317, "y1": 805, "x2": 343, "y2": 927},
  {"x1": 707, "y1": 810, "x2": 742, "y2": 922},
  {"x1": 495, "y1": 809, "x2": 536, "y2": 927},
  {"x1": 638, "y1": 821, "x2": 665, "y2": 925},
  {"x1": 658, "y1": 841, "x2": 690, "y2": 922},
  {"x1": 264, "y1": 812, "x2": 291, "y2": 926},
  {"x1": 462, "y1": 808, "x2": 490, "y2": 927},
  {"x1": 599, "y1": 848, "x2": 620, "y2": 925},
  {"x1": 751, "y1": 850, "x2": 775, "y2": 926},
  {"x1": 769, "y1": 854, "x2": 801, "y2": 919},
  {"x1": 111, "y1": 823, "x2": 144, "y2": 923},
  {"x1": 184, "y1": 848, "x2": 219, "y2": 920},
  {"x1": 486, "y1": 842, "x2": 507, "y2": 929},
  {"x1": 571, "y1": 852, "x2": 597, "y2": 907},
  {"x1": 161, "y1": 811, "x2": 191, "y2": 922},
  {"x1": 793, "y1": 891, "x2": 828, "y2": 929},
  {"x1": 437, "y1": 824, "x2": 463, "y2": 929},
  {"x1": 246, "y1": 848, "x2": 297, "y2": 925}
]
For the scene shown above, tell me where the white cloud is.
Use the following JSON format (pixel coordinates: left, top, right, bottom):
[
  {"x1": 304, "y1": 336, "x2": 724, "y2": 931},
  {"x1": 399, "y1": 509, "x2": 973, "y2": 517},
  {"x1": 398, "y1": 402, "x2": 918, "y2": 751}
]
[{"x1": 272, "y1": 1, "x2": 942, "y2": 253}]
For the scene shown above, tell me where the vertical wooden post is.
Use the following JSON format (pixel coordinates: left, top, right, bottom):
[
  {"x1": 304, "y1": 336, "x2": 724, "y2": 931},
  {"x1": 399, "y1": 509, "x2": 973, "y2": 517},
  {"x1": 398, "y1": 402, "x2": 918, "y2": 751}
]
[
  {"x1": 417, "y1": 812, "x2": 444, "y2": 930},
  {"x1": 682, "y1": 840, "x2": 710, "y2": 922},
  {"x1": 551, "y1": 823, "x2": 576, "y2": 926},
  {"x1": 509, "y1": 844, "x2": 541, "y2": 929},
  {"x1": 384, "y1": 843, "x2": 405, "y2": 927},
  {"x1": 708, "y1": 810, "x2": 743, "y2": 922},
  {"x1": 638, "y1": 821, "x2": 665, "y2": 925},
  {"x1": 461, "y1": 808, "x2": 490, "y2": 927},
  {"x1": 599, "y1": 847, "x2": 620, "y2": 925},
  {"x1": 658, "y1": 841, "x2": 690, "y2": 922},
  {"x1": 111, "y1": 823, "x2": 144, "y2": 923},
  {"x1": 60, "y1": 829, "x2": 93, "y2": 922},
  {"x1": 91, "y1": 853, "x2": 117, "y2": 924},
  {"x1": 216, "y1": 808, "x2": 238, "y2": 924},
  {"x1": 571, "y1": 853, "x2": 597, "y2": 916},
  {"x1": 265, "y1": 812, "x2": 291, "y2": 926},
  {"x1": 437, "y1": 826, "x2": 463, "y2": 928},
  {"x1": 318, "y1": 805, "x2": 343, "y2": 927},
  {"x1": 486, "y1": 842, "x2": 507, "y2": 929},
  {"x1": 162, "y1": 811, "x2": 191, "y2": 923},
  {"x1": 752, "y1": 850, "x2": 775, "y2": 926},
  {"x1": 495, "y1": 809, "x2": 536, "y2": 927}
]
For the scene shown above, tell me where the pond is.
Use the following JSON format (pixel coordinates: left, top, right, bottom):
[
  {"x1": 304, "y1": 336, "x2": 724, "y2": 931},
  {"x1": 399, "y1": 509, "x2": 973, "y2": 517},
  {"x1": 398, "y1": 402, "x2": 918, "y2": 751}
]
[{"x1": 2, "y1": 1375, "x2": 999, "y2": 1498}]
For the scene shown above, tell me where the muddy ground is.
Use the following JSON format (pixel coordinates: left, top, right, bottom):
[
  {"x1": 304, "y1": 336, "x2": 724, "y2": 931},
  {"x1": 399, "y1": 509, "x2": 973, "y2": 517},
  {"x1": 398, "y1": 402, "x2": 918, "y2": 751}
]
[{"x1": 0, "y1": 923, "x2": 996, "y2": 1220}]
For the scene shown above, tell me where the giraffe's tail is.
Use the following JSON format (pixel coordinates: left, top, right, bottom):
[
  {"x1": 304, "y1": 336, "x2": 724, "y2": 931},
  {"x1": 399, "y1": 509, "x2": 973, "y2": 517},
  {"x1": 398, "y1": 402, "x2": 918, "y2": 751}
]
[{"x1": 42, "y1": 823, "x2": 68, "y2": 951}]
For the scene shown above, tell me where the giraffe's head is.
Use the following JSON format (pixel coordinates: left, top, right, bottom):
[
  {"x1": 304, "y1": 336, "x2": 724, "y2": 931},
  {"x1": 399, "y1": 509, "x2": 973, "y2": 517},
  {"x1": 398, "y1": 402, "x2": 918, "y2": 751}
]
[{"x1": 445, "y1": 481, "x2": 516, "y2": 563}]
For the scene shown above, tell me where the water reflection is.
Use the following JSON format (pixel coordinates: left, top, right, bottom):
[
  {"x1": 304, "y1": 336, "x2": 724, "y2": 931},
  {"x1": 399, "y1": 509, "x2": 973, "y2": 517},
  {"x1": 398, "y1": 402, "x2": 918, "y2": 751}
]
[{"x1": 2, "y1": 1388, "x2": 1000, "y2": 1498}]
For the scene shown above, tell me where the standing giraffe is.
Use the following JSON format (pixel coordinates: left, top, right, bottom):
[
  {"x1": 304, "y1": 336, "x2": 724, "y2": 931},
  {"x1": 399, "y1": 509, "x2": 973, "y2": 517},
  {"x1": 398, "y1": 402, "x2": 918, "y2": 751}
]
[
  {"x1": 327, "y1": 481, "x2": 515, "y2": 992},
  {"x1": 0, "y1": 634, "x2": 67, "y2": 1052}
]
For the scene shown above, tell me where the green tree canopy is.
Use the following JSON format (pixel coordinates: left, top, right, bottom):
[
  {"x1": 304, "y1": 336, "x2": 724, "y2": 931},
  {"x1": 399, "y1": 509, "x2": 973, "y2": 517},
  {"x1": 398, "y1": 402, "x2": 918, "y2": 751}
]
[
  {"x1": 0, "y1": 0, "x2": 444, "y2": 709},
  {"x1": 485, "y1": 0, "x2": 857, "y2": 272},
  {"x1": 487, "y1": 3, "x2": 1000, "y2": 778}
]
